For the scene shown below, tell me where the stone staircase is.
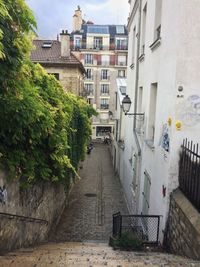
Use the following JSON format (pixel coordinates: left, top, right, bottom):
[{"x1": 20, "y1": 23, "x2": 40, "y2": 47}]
[{"x1": 0, "y1": 241, "x2": 199, "y2": 267}]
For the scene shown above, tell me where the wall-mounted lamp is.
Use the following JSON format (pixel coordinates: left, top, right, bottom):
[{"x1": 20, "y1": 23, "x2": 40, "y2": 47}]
[{"x1": 122, "y1": 95, "x2": 145, "y2": 117}]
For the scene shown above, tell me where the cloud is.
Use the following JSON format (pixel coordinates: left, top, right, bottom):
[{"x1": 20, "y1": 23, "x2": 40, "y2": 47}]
[{"x1": 25, "y1": 0, "x2": 129, "y2": 38}]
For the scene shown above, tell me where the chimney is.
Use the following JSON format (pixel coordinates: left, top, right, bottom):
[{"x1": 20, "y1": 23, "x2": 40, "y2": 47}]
[
  {"x1": 60, "y1": 30, "x2": 70, "y2": 57},
  {"x1": 72, "y1": 6, "x2": 83, "y2": 32}
]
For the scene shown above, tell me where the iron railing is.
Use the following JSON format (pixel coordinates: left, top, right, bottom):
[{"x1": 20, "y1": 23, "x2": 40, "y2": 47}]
[
  {"x1": 179, "y1": 139, "x2": 200, "y2": 212},
  {"x1": 0, "y1": 212, "x2": 48, "y2": 225},
  {"x1": 113, "y1": 212, "x2": 161, "y2": 246}
]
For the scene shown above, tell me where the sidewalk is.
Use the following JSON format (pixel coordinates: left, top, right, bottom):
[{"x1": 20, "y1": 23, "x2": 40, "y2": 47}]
[{"x1": 51, "y1": 143, "x2": 128, "y2": 242}]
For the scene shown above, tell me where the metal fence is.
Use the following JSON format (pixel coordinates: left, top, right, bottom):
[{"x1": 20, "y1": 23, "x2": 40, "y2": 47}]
[
  {"x1": 179, "y1": 139, "x2": 200, "y2": 212},
  {"x1": 113, "y1": 212, "x2": 160, "y2": 246}
]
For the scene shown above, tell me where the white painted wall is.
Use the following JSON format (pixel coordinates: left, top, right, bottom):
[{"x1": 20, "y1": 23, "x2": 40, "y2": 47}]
[{"x1": 122, "y1": 0, "x2": 200, "y2": 243}]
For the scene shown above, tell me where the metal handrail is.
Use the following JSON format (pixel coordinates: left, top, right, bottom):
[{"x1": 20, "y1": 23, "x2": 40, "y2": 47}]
[{"x1": 0, "y1": 212, "x2": 48, "y2": 225}]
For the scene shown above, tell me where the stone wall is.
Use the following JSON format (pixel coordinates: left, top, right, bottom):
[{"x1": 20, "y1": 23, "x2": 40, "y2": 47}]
[
  {"x1": 0, "y1": 171, "x2": 67, "y2": 253},
  {"x1": 166, "y1": 189, "x2": 200, "y2": 260}
]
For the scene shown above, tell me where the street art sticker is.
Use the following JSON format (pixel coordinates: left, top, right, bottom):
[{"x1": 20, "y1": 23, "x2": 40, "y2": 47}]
[
  {"x1": 159, "y1": 123, "x2": 170, "y2": 153},
  {"x1": 0, "y1": 185, "x2": 7, "y2": 205},
  {"x1": 176, "y1": 95, "x2": 200, "y2": 127}
]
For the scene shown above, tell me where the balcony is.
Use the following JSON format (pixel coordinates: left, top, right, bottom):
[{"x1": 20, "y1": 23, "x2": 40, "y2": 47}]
[
  {"x1": 100, "y1": 76, "x2": 110, "y2": 81},
  {"x1": 116, "y1": 62, "x2": 127, "y2": 66},
  {"x1": 86, "y1": 90, "x2": 94, "y2": 97},
  {"x1": 100, "y1": 91, "x2": 109, "y2": 96},
  {"x1": 100, "y1": 104, "x2": 109, "y2": 110},
  {"x1": 115, "y1": 45, "x2": 128, "y2": 50},
  {"x1": 85, "y1": 75, "x2": 93, "y2": 81},
  {"x1": 84, "y1": 60, "x2": 94, "y2": 65},
  {"x1": 86, "y1": 44, "x2": 110, "y2": 50},
  {"x1": 100, "y1": 61, "x2": 110, "y2": 66}
]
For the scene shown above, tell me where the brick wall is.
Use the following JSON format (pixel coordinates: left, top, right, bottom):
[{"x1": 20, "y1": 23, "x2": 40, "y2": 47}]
[{"x1": 165, "y1": 189, "x2": 200, "y2": 260}]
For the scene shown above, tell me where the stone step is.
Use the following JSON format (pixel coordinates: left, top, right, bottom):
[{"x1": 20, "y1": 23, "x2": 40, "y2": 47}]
[{"x1": 0, "y1": 242, "x2": 199, "y2": 267}]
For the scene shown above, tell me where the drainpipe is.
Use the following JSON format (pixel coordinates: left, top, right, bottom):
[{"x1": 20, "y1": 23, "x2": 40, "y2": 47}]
[{"x1": 133, "y1": 0, "x2": 142, "y2": 156}]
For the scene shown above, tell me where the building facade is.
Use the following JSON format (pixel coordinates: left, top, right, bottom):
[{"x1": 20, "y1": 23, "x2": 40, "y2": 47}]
[
  {"x1": 31, "y1": 31, "x2": 85, "y2": 95},
  {"x1": 70, "y1": 7, "x2": 128, "y2": 139},
  {"x1": 119, "y1": 0, "x2": 200, "y2": 243}
]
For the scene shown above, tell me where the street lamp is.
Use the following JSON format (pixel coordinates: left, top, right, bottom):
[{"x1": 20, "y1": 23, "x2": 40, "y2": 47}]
[{"x1": 122, "y1": 95, "x2": 145, "y2": 117}]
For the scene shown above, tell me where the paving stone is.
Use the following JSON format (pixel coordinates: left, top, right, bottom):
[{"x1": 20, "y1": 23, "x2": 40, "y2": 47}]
[{"x1": 50, "y1": 143, "x2": 128, "y2": 242}]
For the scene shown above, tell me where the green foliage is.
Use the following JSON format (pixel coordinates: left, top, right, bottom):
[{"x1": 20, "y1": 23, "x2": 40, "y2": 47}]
[
  {"x1": 114, "y1": 232, "x2": 143, "y2": 250},
  {"x1": 0, "y1": 0, "x2": 96, "y2": 186}
]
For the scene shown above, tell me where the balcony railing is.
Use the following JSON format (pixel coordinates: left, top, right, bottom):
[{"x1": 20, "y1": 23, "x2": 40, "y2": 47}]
[
  {"x1": 100, "y1": 61, "x2": 110, "y2": 66},
  {"x1": 70, "y1": 44, "x2": 128, "y2": 51},
  {"x1": 100, "y1": 76, "x2": 110, "y2": 81},
  {"x1": 116, "y1": 62, "x2": 127, "y2": 66},
  {"x1": 84, "y1": 60, "x2": 94, "y2": 65},
  {"x1": 115, "y1": 45, "x2": 128, "y2": 50},
  {"x1": 100, "y1": 104, "x2": 109, "y2": 110},
  {"x1": 100, "y1": 91, "x2": 109, "y2": 96},
  {"x1": 85, "y1": 75, "x2": 93, "y2": 80}
]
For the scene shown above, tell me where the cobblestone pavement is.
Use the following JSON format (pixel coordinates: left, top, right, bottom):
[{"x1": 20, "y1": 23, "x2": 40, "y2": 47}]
[
  {"x1": 50, "y1": 143, "x2": 128, "y2": 242},
  {"x1": 1, "y1": 242, "x2": 199, "y2": 267}
]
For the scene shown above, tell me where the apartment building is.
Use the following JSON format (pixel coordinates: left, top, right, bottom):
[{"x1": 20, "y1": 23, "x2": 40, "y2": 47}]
[
  {"x1": 118, "y1": 0, "x2": 200, "y2": 243},
  {"x1": 70, "y1": 6, "x2": 128, "y2": 139}
]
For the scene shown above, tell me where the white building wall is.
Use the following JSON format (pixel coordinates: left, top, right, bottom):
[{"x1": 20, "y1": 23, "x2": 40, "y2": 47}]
[{"x1": 122, "y1": 0, "x2": 200, "y2": 243}]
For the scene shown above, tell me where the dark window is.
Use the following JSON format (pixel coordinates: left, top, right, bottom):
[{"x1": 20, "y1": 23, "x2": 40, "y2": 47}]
[
  {"x1": 101, "y1": 69, "x2": 109, "y2": 80},
  {"x1": 85, "y1": 54, "x2": 93, "y2": 64}
]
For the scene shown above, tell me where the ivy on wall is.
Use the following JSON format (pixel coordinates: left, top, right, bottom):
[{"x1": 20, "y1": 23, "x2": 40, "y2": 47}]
[{"x1": 0, "y1": 0, "x2": 96, "y2": 186}]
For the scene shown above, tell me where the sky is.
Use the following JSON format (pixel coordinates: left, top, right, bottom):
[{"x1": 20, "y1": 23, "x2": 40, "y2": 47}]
[{"x1": 26, "y1": 0, "x2": 130, "y2": 39}]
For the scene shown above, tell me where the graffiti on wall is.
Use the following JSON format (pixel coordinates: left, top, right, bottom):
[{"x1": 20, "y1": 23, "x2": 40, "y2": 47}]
[
  {"x1": 0, "y1": 185, "x2": 7, "y2": 205},
  {"x1": 177, "y1": 95, "x2": 200, "y2": 127},
  {"x1": 159, "y1": 123, "x2": 170, "y2": 153}
]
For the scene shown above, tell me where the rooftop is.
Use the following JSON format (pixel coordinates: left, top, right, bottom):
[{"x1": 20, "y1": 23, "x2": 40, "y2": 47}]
[{"x1": 30, "y1": 40, "x2": 85, "y2": 73}]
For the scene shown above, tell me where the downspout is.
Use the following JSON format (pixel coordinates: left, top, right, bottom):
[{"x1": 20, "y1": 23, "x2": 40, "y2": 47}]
[
  {"x1": 118, "y1": 104, "x2": 123, "y2": 177},
  {"x1": 133, "y1": 0, "x2": 142, "y2": 156},
  {"x1": 133, "y1": 0, "x2": 142, "y2": 215}
]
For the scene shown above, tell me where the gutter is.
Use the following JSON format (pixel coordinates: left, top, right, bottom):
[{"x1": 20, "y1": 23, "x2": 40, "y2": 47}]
[{"x1": 133, "y1": 0, "x2": 142, "y2": 156}]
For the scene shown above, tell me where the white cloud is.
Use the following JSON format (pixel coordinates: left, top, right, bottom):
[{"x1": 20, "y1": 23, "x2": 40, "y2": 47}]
[{"x1": 82, "y1": 0, "x2": 129, "y2": 25}]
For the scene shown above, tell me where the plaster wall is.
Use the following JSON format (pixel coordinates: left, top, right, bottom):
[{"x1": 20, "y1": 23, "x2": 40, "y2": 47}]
[{"x1": 122, "y1": 0, "x2": 200, "y2": 243}]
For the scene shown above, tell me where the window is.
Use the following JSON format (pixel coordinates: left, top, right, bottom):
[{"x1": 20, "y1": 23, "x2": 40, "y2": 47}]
[
  {"x1": 86, "y1": 69, "x2": 93, "y2": 79},
  {"x1": 42, "y1": 41, "x2": 52, "y2": 48},
  {"x1": 100, "y1": 98, "x2": 109, "y2": 109},
  {"x1": 138, "y1": 87, "x2": 143, "y2": 114},
  {"x1": 74, "y1": 35, "x2": 82, "y2": 49},
  {"x1": 142, "y1": 171, "x2": 151, "y2": 215},
  {"x1": 154, "y1": 0, "x2": 162, "y2": 40},
  {"x1": 101, "y1": 84, "x2": 109, "y2": 95},
  {"x1": 88, "y1": 26, "x2": 109, "y2": 34},
  {"x1": 94, "y1": 37, "x2": 103, "y2": 49},
  {"x1": 116, "y1": 25, "x2": 125, "y2": 34},
  {"x1": 136, "y1": 87, "x2": 144, "y2": 134},
  {"x1": 85, "y1": 54, "x2": 93, "y2": 64},
  {"x1": 85, "y1": 84, "x2": 93, "y2": 95},
  {"x1": 101, "y1": 55, "x2": 110, "y2": 66},
  {"x1": 117, "y1": 55, "x2": 126, "y2": 66},
  {"x1": 115, "y1": 37, "x2": 128, "y2": 50},
  {"x1": 141, "y1": 4, "x2": 147, "y2": 55},
  {"x1": 148, "y1": 83, "x2": 157, "y2": 143},
  {"x1": 101, "y1": 69, "x2": 109, "y2": 80},
  {"x1": 118, "y1": 70, "x2": 126, "y2": 77},
  {"x1": 131, "y1": 26, "x2": 136, "y2": 66}
]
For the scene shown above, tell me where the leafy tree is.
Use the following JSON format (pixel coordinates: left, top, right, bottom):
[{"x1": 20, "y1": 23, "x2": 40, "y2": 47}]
[{"x1": 0, "y1": 0, "x2": 95, "y2": 187}]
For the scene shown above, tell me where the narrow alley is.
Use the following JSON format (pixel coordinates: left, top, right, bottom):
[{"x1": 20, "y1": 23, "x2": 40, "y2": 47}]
[
  {"x1": 0, "y1": 143, "x2": 200, "y2": 266},
  {"x1": 50, "y1": 142, "x2": 128, "y2": 242}
]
